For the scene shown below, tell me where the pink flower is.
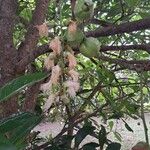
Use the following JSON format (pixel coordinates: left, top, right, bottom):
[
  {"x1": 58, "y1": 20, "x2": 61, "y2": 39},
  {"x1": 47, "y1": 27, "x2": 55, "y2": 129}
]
[
  {"x1": 68, "y1": 21, "x2": 77, "y2": 33},
  {"x1": 40, "y1": 65, "x2": 61, "y2": 92},
  {"x1": 43, "y1": 94, "x2": 56, "y2": 112},
  {"x1": 49, "y1": 37, "x2": 62, "y2": 56},
  {"x1": 64, "y1": 80, "x2": 80, "y2": 98},
  {"x1": 40, "y1": 79, "x2": 52, "y2": 93},
  {"x1": 68, "y1": 69, "x2": 79, "y2": 81},
  {"x1": 67, "y1": 52, "x2": 77, "y2": 69},
  {"x1": 36, "y1": 23, "x2": 49, "y2": 37},
  {"x1": 67, "y1": 87, "x2": 76, "y2": 98},
  {"x1": 44, "y1": 53, "x2": 55, "y2": 70},
  {"x1": 61, "y1": 94, "x2": 70, "y2": 104},
  {"x1": 50, "y1": 65, "x2": 61, "y2": 85}
]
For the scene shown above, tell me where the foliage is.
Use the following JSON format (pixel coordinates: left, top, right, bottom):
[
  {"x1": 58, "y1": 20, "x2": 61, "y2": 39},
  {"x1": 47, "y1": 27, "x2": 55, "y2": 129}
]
[
  {"x1": 0, "y1": 73, "x2": 47, "y2": 149},
  {"x1": 0, "y1": 72, "x2": 47, "y2": 102},
  {"x1": 0, "y1": 0, "x2": 150, "y2": 149}
]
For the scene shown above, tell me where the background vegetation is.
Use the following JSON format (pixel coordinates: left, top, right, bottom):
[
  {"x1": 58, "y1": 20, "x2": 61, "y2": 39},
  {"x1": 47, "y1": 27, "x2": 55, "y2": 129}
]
[{"x1": 0, "y1": 0, "x2": 150, "y2": 149}]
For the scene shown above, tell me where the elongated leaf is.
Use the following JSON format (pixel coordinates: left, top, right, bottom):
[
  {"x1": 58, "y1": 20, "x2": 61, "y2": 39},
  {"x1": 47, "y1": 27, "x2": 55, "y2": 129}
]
[
  {"x1": 125, "y1": 0, "x2": 140, "y2": 6},
  {"x1": 58, "y1": 135, "x2": 74, "y2": 147},
  {"x1": 0, "y1": 72, "x2": 47, "y2": 102},
  {"x1": 0, "y1": 112, "x2": 42, "y2": 146},
  {"x1": 10, "y1": 114, "x2": 42, "y2": 144},
  {"x1": 106, "y1": 142, "x2": 121, "y2": 150},
  {"x1": 108, "y1": 121, "x2": 114, "y2": 131},
  {"x1": 81, "y1": 142, "x2": 99, "y2": 150},
  {"x1": 0, "y1": 134, "x2": 17, "y2": 150},
  {"x1": 75, "y1": 122, "x2": 95, "y2": 148},
  {"x1": 0, "y1": 112, "x2": 36, "y2": 134},
  {"x1": 113, "y1": 132, "x2": 122, "y2": 142},
  {"x1": 124, "y1": 122, "x2": 134, "y2": 132},
  {"x1": 99, "y1": 125, "x2": 107, "y2": 150}
]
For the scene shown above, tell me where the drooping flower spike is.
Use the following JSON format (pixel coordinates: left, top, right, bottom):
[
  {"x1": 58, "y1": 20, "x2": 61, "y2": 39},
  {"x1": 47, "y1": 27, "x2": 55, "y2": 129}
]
[
  {"x1": 49, "y1": 37, "x2": 62, "y2": 56},
  {"x1": 36, "y1": 23, "x2": 49, "y2": 37}
]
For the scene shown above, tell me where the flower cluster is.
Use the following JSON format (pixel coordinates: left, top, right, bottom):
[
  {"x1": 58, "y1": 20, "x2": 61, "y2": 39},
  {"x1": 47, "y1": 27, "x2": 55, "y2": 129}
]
[
  {"x1": 40, "y1": 30, "x2": 80, "y2": 112},
  {"x1": 35, "y1": 23, "x2": 49, "y2": 37},
  {"x1": 68, "y1": 21, "x2": 77, "y2": 33},
  {"x1": 49, "y1": 37, "x2": 62, "y2": 56}
]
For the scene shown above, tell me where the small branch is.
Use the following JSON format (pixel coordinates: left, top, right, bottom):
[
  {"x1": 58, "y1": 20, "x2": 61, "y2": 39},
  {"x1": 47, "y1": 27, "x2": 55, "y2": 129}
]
[
  {"x1": 90, "y1": 18, "x2": 113, "y2": 27},
  {"x1": 33, "y1": 103, "x2": 108, "y2": 150},
  {"x1": 101, "y1": 44, "x2": 150, "y2": 54},
  {"x1": 70, "y1": 0, "x2": 76, "y2": 20},
  {"x1": 139, "y1": 74, "x2": 149, "y2": 145},
  {"x1": 99, "y1": 55, "x2": 150, "y2": 72},
  {"x1": 16, "y1": 44, "x2": 51, "y2": 73},
  {"x1": 86, "y1": 17, "x2": 150, "y2": 37},
  {"x1": 65, "y1": 105, "x2": 74, "y2": 148},
  {"x1": 16, "y1": 43, "x2": 150, "y2": 73}
]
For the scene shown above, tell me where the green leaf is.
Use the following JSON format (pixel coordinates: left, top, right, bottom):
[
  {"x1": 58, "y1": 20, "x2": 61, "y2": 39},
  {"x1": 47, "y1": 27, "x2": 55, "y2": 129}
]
[
  {"x1": 106, "y1": 142, "x2": 121, "y2": 150},
  {"x1": 108, "y1": 112, "x2": 123, "y2": 120},
  {"x1": 0, "y1": 112, "x2": 35, "y2": 133},
  {"x1": 81, "y1": 142, "x2": 99, "y2": 150},
  {"x1": 0, "y1": 72, "x2": 48, "y2": 102},
  {"x1": 113, "y1": 132, "x2": 122, "y2": 142},
  {"x1": 108, "y1": 121, "x2": 114, "y2": 131},
  {"x1": 74, "y1": 122, "x2": 95, "y2": 148},
  {"x1": 124, "y1": 122, "x2": 134, "y2": 132},
  {"x1": 0, "y1": 112, "x2": 42, "y2": 146},
  {"x1": 10, "y1": 114, "x2": 41, "y2": 144},
  {"x1": 98, "y1": 125, "x2": 107, "y2": 150},
  {"x1": 57, "y1": 135, "x2": 74, "y2": 149},
  {"x1": 125, "y1": 0, "x2": 140, "y2": 6},
  {"x1": 0, "y1": 134, "x2": 17, "y2": 150},
  {"x1": 20, "y1": 8, "x2": 32, "y2": 21}
]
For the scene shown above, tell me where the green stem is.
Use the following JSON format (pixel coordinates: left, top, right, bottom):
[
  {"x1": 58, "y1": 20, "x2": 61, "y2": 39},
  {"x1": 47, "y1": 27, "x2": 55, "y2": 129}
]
[{"x1": 140, "y1": 73, "x2": 149, "y2": 145}]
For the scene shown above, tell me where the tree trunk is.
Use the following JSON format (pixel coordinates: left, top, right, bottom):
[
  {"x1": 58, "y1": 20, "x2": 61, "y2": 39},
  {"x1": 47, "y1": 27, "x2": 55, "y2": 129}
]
[{"x1": 0, "y1": 0, "x2": 19, "y2": 118}]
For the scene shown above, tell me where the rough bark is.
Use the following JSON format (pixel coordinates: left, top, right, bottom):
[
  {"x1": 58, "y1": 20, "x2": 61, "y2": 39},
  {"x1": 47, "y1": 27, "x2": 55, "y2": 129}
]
[
  {"x1": 0, "y1": 0, "x2": 50, "y2": 118},
  {"x1": 19, "y1": 0, "x2": 50, "y2": 112},
  {"x1": 86, "y1": 17, "x2": 150, "y2": 37},
  {"x1": 21, "y1": 64, "x2": 41, "y2": 112},
  {"x1": 0, "y1": 0, "x2": 19, "y2": 118}
]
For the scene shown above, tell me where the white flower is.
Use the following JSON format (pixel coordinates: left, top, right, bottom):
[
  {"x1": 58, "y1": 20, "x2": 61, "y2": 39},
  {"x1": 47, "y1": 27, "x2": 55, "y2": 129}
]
[
  {"x1": 64, "y1": 80, "x2": 80, "y2": 98},
  {"x1": 68, "y1": 69, "x2": 79, "y2": 81},
  {"x1": 49, "y1": 37, "x2": 62, "y2": 56},
  {"x1": 67, "y1": 52, "x2": 77, "y2": 69},
  {"x1": 44, "y1": 53, "x2": 55, "y2": 70},
  {"x1": 50, "y1": 65, "x2": 61, "y2": 85},
  {"x1": 36, "y1": 23, "x2": 49, "y2": 37},
  {"x1": 43, "y1": 94, "x2": 55, "y2": 112}
]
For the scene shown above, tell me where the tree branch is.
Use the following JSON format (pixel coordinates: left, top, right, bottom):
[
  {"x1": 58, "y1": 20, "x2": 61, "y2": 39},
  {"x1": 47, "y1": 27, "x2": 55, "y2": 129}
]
[
  {"x1": 70, "y1": 0, "x2": 76, "y2": 20},
  {"x1": 18, "y1": 0, "x2": 50, "y2": 68},
  {"x1": 86, "y1": 17, "x2": 150, "y2": 37},
  {"x1": 33, "y1": 102, "x2": 108, "y2": 150},
  {"x1": 99, "y1": 56, "x2": 150, "y2": 72},
  {"x1": 16, "y1": 44, "x2": 51, "y2": 73},
  {"x1": 16, "y1": 43, "x2": 150, "y2": 73},
  {"x1": 90, "y1": 18, "x2": 113, "y2": 27},
  {"x1": 100, "y1": 44, "x2": 150, "y2": 54}
]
